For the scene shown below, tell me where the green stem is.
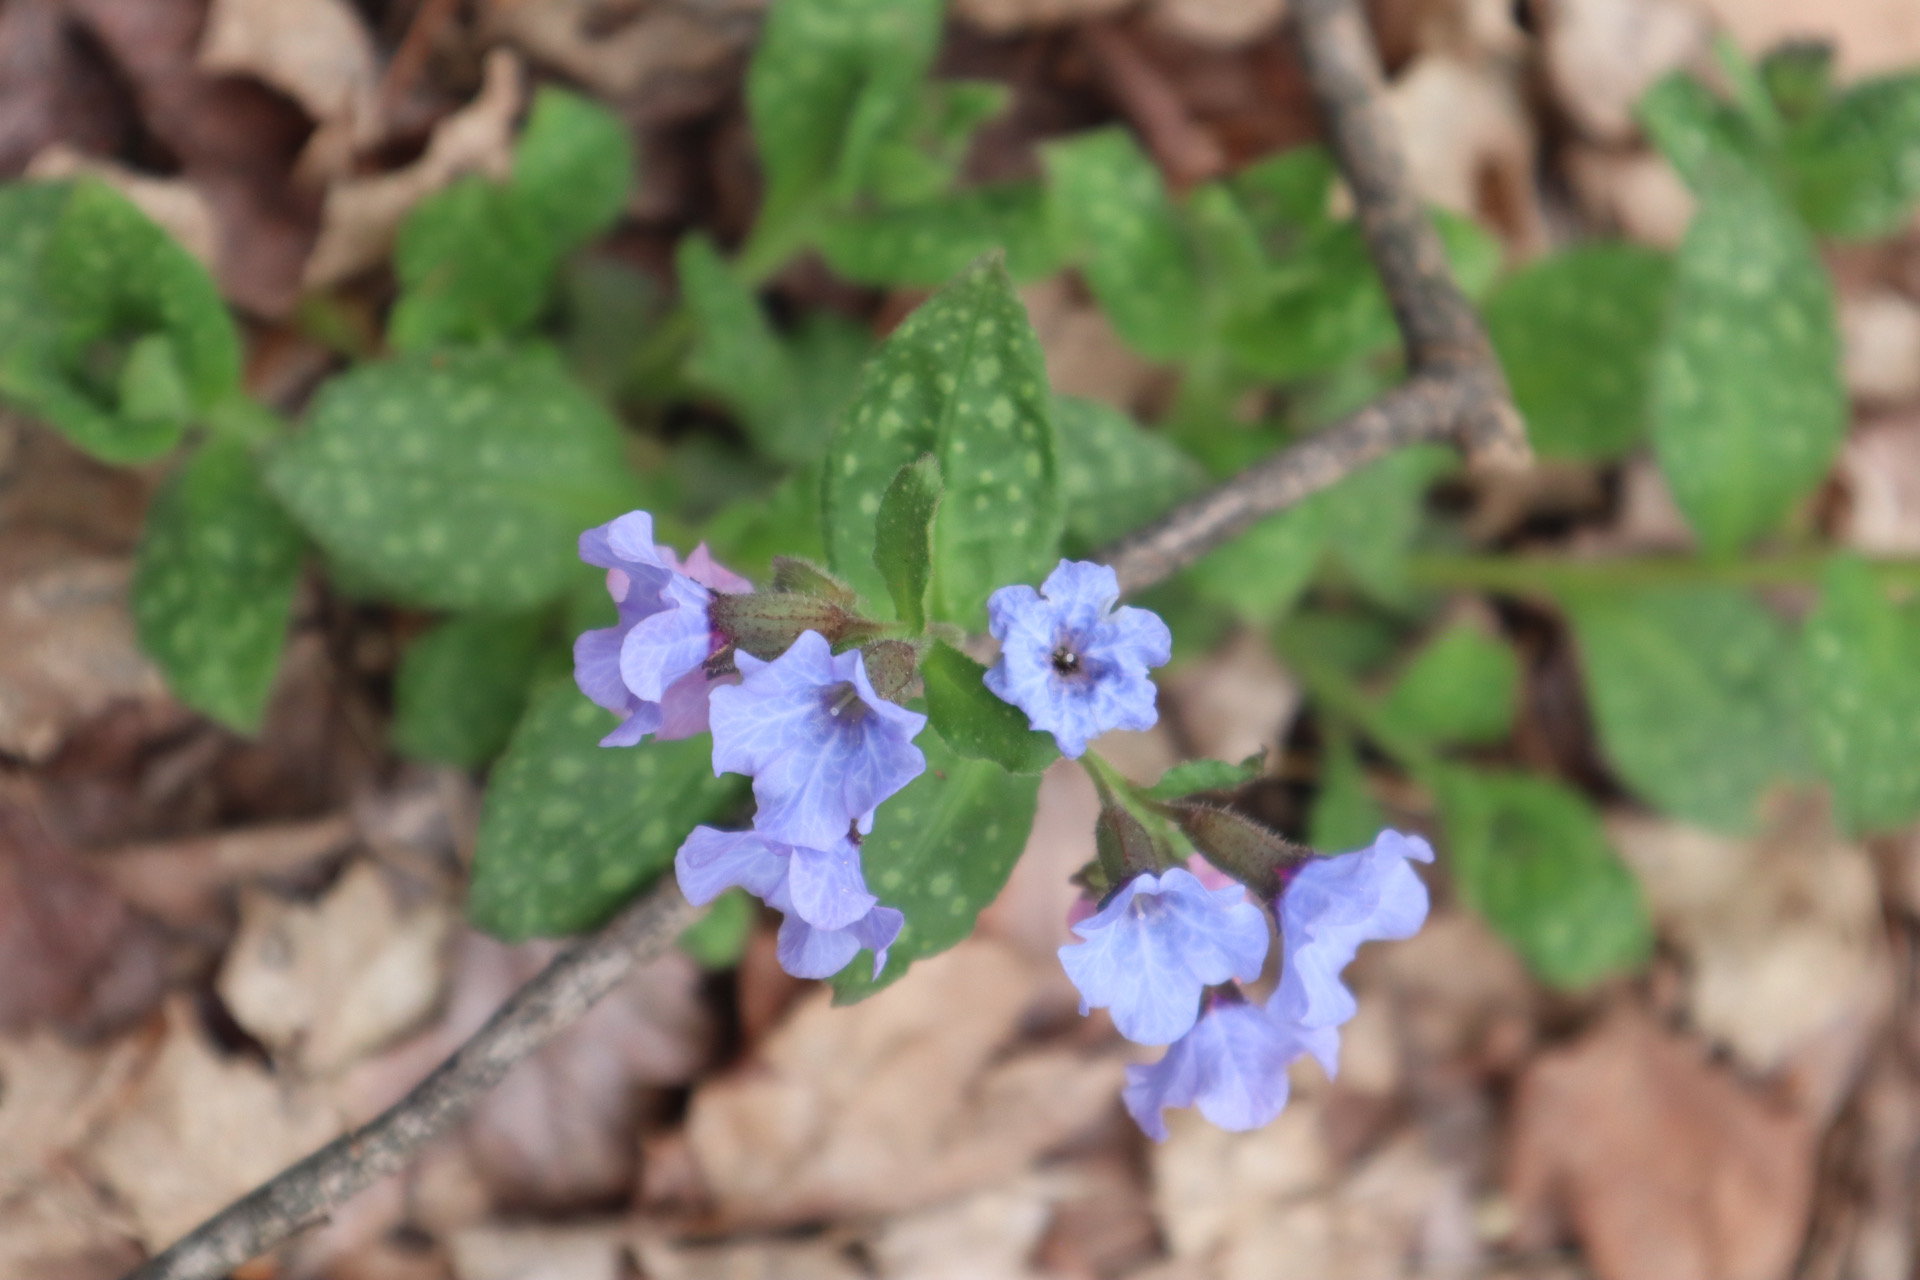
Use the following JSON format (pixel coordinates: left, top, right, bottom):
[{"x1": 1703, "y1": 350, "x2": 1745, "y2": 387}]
[
  {"x1": 1406, "y1": 551, "x2": 1920, "y2": 595},
  {"x1": 1273, "y1": 635, "x2": 1442, "y2": 783}
]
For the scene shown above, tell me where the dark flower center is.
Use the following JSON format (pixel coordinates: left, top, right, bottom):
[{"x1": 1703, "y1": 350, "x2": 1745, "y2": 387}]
[
  {"x1": 824, "y1": 680, "x2": 870, "y2": 725},
  {"x1": 1051, "y1": 644, "x2": 1082, "y2": 678}
]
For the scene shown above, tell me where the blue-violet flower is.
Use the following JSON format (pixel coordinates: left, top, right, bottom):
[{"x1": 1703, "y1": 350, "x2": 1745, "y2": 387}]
[
  {"x1": 1271, "y1": 829, "x2": 1434, "y2": 1074},
  {"x1": 574, "y1": 511, "x2": 751, "y2": 747},
  {"x1": 984, "y1": 560, "x2": 1171, "y2": 758},
  {"x1": 707, "y1": 631, "x2": 928, "y2": 851},
  {"x1": 1058, "y1": 866, "x2": 1268, "y2": 1046},
  {"x1": 675, "y1": 825, "x2": 903, "y2": 980},
  {"x1": 1123, "y1": 994, "x2": 1307, "y2": 1141}
]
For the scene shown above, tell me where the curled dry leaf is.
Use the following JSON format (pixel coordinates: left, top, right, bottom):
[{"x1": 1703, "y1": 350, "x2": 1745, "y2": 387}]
[
  {"x1": 481, "y1": 0, "x2": 758, "y2": 108},
  {"x1": 1386, "y1": 55, "x2": 1544, "y2": 252},
  {"x1": 1147, "y1": 0, "x2": 1288, "y2": 51},
  {"x1": 0, "y1": 0, "x2": 136, "y2": 176},
  {"x1": 218, "y1": 860, "x2": 457, "y2": 1076},
  {"x1": 684, "y1": 937, "x2": 1127, "y2": 1229},
  {"x1": 954, "y1": 0, "x2": 1132, "y2": 34},
  {"x1": 85, "y1": 998, "x2": 345, "y2": 1250},
  {"x1": 303, "y1": 49, "x2": 524, "y2": 290},
  {"x1": 198, "y1": 0, "x2": 382, "y2": 183},
  {"x1": 1608, "y1": 796, "x2": 1891, "y2": 1096},
  {"x1": 0, "y1": 532, "x2": 168, "y2": 764},
  {"x1": 1539, "y1": 0, "x2": 1710, "y2": 143},
  {"x1": 92, "y1": 813, "x2": 357, "y2": 932},
  {"x1": 1564, "y1": 145, "x2": 1697, "y2": 249},
  {"x1": 26, "y1": 144, "x2": 221, "y2": 268},
  {"x1": 1019, "y1": 278, "x2": 1162, "y2": 414},
  {"x1": 1507, "y1": 1005, "x2": 1818, "y2": 1280}
]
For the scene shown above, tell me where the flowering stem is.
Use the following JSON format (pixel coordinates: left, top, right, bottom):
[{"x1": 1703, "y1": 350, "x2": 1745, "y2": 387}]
[{"x1": 1406, "y1": 551, "x2": 1920, "y2": 596}]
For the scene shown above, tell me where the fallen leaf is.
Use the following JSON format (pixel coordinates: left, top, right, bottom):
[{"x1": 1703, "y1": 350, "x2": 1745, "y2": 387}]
[
  {"x1": 218, "y1": 860, "x2": 456, "y2": 1075},
  {"x1": 0, "y1": 0, "x2": 133, "y2": 176},
  {"x1": 197, "y1": 0, "x2": 380, "y2": 152},
  {"x1": 1507, "y1": 1005, "x2": 1818, "y2": 1280},
  {"x1": 1019, "y1": 276, "x2": 1164, "y2": 415},
  {"x1": 1387, "y1": 54, "x2": 1544, "y2": 252},
  {"x1": 481, "y1": 0, "x2": 757, "y2": 112},
  {"x1": 26, "y1": 144, "x2": 221, "y2": 269},
  {"x1": 866, "y1": 1179, "x2": 1060, "y2": 1280},
  {"x1": 684, "y1": 938, "x2": 1127, "y2": 1228},
  {"x1": 303, "y1": 48, "x2": 523, "y2": 290},
  {"x1": 0, "y1": 531, "x2": 169, "y2": 764},
  {"x1": 1540, "y1": 0, "x2": 1710, "y2": 142},
  {"x1": 1608, "y1": 797, "x2": 1890, "y2": 1092},
  {"x1": 85, "y1": 998, "x2": 345, "y2": 1249},
  {"x1": 1161, "y1": 628, "x2": 1300, "y2": 766},
  {"x1": 1147, "y1": 0, "x2": 1287, "y2": 50},
  {"x1": 0, "y1": 789, "x2": 168, "y2": 1036},
  {"x1": 92, "y1": 813, "x2": 356, "y2": 931},
  {"x1": 954, "y1": 0, "x2": 1132, "y2": 34},
  {"x1": 1564, "y1": 144, "x2": 1697, "y2": 249},
  {"x1": 1842, "y1": 289, "x2": 1920, "y2": 406}
]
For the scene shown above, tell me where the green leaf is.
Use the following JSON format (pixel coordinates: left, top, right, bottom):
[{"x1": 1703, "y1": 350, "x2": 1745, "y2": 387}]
[
  {"x1": 1636, "y1": 72, "x2": 1767, "y2": 189},
  {"x1": 1566, "y1": 587, "x2": 1808, "y2": 832},
  {"x1": 1309, "y1": 727, "x2": 1385, "y2": 853},
  {"x1": 1, "y1": 180, "x2": 239, "y2": 462},
  {"x1": 1780, "y1": 72, "x2": 1920, "y2": 239},
  {"x1": 921, "y1": 641, "x2": 1059, "y2": 773},
  {"x1": 745, "y1": 0, "x2": 942, "y2": 237},
  {"x1": 267, "y1": 347, "x2": 636, "y2": 612},
  {"x1": 872, "y1": 455, "x2": 942, "y2": 630},
  {"x1": 1484, "y1": 244, "x2": 1674, "y2": 460},
  {"x1": 389, "y1": 178, "x2": 554, "y2": 350},
  {"x1": 1380, "y1": 624, "x2": 1519, "y2": 746},
  {"x1": 856, "y1": 79, "x2": 1009, "y2": 206},
  {"x1": 1145, "y1": 757, "x2": 1261, "y2": 801},
  {"x1": 816, "y1": 183, "x2": 1063, "y2": 287},
  {"x1": 1230, "y1": 146, "x2": 1338, "y2": 236},
  {"x1": 679, "y1": 888, "x2": 756, "y2": 969},
  {"x1": 830, "y1": 731, "x2": 1041, "y2": 1001},
  {"x1": 1437, "y1": 768, "x2": 1651, "y2": 989},
  {"x1": 1802, "y1": 557, "x2": 1920, "y2": 832},
  {"x1": 1651, "y1": 161, "x2": 1844, "y2": 553},
  {"x1": 1317, "y1": 445, "x2": 1454, "y2": 601},
  {"x1": 701, "y1": 464, "x2": 827, "y2": 581},
  {"x1": 822, "y1": 256, "x2": 1062, "y2": 627},
  {"x1": 469, "y1": 681, "x2": 747, "y2": 940},
  {"x1": 1053, "y1": 395, "x2": 1205, "y2": 551},
  {"x1": 392, "y1": 612, "x2": 550, "y2": 768},
  {"x1": 678, "y1": 233, "x2": 799, "y2": 455},
  {"x1": 511, "y1": 87, "x2": 634, "y2": 251},
  {"x1": 132, "y1": 439, "x2": 304, "y2": 733},
  {"x1": 1186, "y1": 502, "x2": 1325, "y2": 624},
  {"x1": 1042, "y1": 129, "x2": 1205, "y2": 361}
]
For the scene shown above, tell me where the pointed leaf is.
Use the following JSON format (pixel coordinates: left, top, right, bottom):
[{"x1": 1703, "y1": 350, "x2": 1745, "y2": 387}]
[
  {"x1": 1803, "y1": 557, "x2": 1920, "y2": 832},
  {"x1": 872, "y1": 455, "x2": 942, "y2": 630},
  {"x1": 921, "y1": 641, "x2": 1058, "y2": 773}
]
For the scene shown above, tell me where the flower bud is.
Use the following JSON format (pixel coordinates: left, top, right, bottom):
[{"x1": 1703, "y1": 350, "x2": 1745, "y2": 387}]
[
  {"x1": 770, "y1": 556, "x2": 858, "y2": 605},
  {"x1": 1167, "y1": 802, "x2": 1311, "y2": 899},
  {"x1": 708, "y1": 591, "x2": 880, "y2": 660},
  {"x1": 1095, "y1": 802, "x2": 1163, "y2": 886}
]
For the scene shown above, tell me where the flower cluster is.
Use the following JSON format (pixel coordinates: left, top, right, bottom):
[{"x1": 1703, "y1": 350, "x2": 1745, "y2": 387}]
[
  {"x1": 1068, "y1": 831, "x2": 1434, "y2": 1140},
  {"x1": 572, "y1": 513, "x2": 924, "y2": 981}
]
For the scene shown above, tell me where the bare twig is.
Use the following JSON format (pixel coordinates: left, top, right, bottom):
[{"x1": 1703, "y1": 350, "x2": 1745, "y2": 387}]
[
  {"x1": 123, "y1": 884, "x2": 698, "y2": 1280},
  {"x1": 1103, "y1": 0, "x2": 1528, "y2": 593},
  {"x1": 121, "y1": 2, "x2": 1521, "y2": 1276}
]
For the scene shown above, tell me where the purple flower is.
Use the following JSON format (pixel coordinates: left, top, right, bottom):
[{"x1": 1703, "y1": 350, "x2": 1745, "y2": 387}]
[
  {"x1": 707, "y1": 631, "x2": 928, "y2": 851},
  {"x1": 1271, "y1": 829, "x2": 1433, "y2": 1074},
  {"x1": 675, "y1": 825, "x2": 904, "y2": 980},
  {"x1": 1058, "y1": 866, "x2": 1269, "y2": 1046},
  {"x1": 985, "y1": 560, "x2": 1171, "y2": 758},
  {"x1": 574, "y1": 512, "x2": 752, "y2": 747},
  {"x1": 1123, "y1": 995, "x2": 1307, "y2": 1141}
]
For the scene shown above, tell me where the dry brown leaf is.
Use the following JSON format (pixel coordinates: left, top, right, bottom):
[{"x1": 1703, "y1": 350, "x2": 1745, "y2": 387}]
[
  {"x1": 0, "y1": 0, "x2": 131, "y2": 176},
  {"x1": 1842, "y1": 289, "x2": 1920, "y2": 405},
  {"x1": 303, "y1": 49, "x2": 524, "y2": 290},
  {"x1": 1386, "y1": 55, "x2": 1543, "y2": 252},
  {"x1": 1507, "y1": 1005, "x2": 1817, "y2": 1280},
  {"x1": 85, "y1": 999, "x2": 344, "y2": 1249},
  {"x1": 1019, "y1": 277, "x2": 1163, "y2": 414},
  {"x1": 866, "y1": 1179, "x2": 1061, "y2": 1280},
  {"x1": 1161, "y1": 627, "x2": 1300, "y2": 766},
  {"x1": 0, "y1": 791, "x2": 168, "y2": 1036},
  {"x1": 0, "y1": 531, "x2": 168, "y2": 764},
  {"x1": 1608, "y1": 798, "x2": 1890, "y2": 1093},
  {"x1": 954, "y1": 0, "x2": 1132, "y2": 34},
  {"x1": 1540, "y1": 0, "x2": 1710, "y2": 142},
  {"x1": 1375, "y1": 908, "x2": 1538, "y2": 1074},
  {"x1": 199, "y1": 0, "x2": 378, "y2": 136},
  {"x1": 1148, "y1": 0, "x2": 1287, "y2": 49},
  {"x1": 0, "y1": 1175, "x2": 142, "y2": 1280},
  {"x1": 218, "y1": 860, "x2": 456, "y2": 1076},
  {"x1": 975, "y1": 761, "x2": 1098, "y2": 966},
  {"x1": 1565, "y1": 145, "x2": 1697, "y2": 248},
  {"x1": 1843, "y1": 409, "x2": 1920, "y2": 549},
  {"x1": 91, "y1": 813, "x2": 356, "y2": 931},
  {"x1": 685, "y1": 938, "x2": 1127, "y2": 1228},
  {"x1": 1699, "y1": 0, "x2": 1920, "y2": 80},
  {"x1": 482, "y1": 0, "x2": 758, "y2": 105}
]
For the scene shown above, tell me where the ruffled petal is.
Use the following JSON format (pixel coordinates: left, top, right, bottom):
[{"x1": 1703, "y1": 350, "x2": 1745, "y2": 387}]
[
  {"x1": 786, "y1": 840, "x2": 878, "y2": 931},
  {"x1": 675, "y1": 826, "x2": 788, "y2": 906}
]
